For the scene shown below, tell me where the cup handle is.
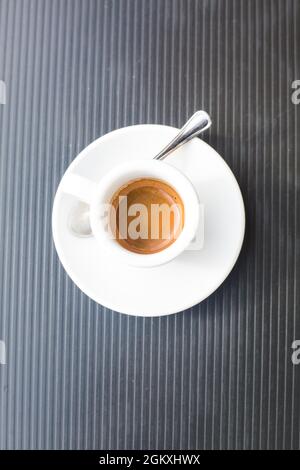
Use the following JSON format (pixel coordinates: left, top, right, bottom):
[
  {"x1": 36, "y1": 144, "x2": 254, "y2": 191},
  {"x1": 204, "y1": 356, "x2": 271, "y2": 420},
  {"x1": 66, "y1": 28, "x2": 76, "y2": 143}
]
[{"x1": 61, "y1": 174, "x2": 97, "y2": 205}]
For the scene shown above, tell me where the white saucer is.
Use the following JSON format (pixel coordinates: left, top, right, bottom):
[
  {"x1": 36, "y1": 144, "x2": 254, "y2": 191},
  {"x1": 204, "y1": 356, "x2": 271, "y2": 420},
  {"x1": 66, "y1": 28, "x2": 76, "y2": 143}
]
[{"x1": 52, "y1": 125, "x2": 245, "y2": 316}]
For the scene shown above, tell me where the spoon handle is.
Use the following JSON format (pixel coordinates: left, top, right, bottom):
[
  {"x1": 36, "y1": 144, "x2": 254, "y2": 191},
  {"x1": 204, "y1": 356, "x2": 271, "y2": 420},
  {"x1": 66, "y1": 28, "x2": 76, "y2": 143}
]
[{"x1": 153, "y1": 110, "x2": 211, "y2": 161}]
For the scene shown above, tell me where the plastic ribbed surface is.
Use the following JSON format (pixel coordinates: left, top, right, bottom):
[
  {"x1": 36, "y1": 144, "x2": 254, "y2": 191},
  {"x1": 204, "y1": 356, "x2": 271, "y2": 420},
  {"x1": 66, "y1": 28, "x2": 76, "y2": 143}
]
[{"x1": 0, "y1": 0, "x2": 299, "y2": 449}]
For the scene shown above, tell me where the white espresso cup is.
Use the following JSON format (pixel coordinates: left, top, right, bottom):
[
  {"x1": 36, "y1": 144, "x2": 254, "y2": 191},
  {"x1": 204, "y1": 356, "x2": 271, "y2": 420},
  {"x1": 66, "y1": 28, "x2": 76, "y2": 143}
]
[{"x1": 62, "y1": 159, "x2": 200, "y2": 268}]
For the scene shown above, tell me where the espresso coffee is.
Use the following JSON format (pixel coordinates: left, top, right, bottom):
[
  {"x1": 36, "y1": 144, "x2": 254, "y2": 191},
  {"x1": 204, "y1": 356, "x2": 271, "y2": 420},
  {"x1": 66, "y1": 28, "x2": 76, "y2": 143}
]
[{"x1": 110, "y1": 178, "x2": 184, "y2": 254}]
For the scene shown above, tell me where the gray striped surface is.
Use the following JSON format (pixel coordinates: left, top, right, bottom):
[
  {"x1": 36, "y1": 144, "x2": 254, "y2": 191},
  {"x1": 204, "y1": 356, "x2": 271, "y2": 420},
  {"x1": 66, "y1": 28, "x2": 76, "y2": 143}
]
[{"x1": 0, "y1": 0, "x2": 300, "y2": 450}]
